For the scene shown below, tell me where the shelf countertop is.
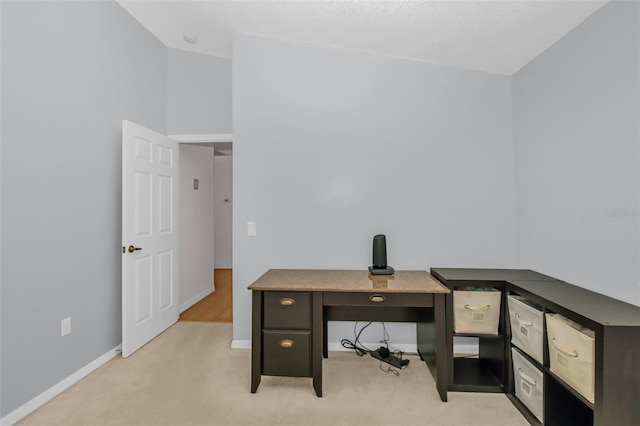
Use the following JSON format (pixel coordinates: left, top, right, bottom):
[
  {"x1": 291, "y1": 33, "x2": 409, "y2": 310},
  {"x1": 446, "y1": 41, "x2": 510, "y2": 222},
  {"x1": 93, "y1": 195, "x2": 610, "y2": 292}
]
[
  {"x1": 430, "y1": 267, "x2": 559, "y2": 282},
  {"x1": 248, "y1": 269, "x2": 450, "y2": 293}
]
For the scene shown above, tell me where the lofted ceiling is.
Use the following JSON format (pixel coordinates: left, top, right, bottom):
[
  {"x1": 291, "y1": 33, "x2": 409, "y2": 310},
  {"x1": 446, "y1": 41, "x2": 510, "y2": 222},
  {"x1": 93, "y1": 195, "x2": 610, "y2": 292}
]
[{"x1": 118, "y1": 0, "x2": 608, "y2": 76}]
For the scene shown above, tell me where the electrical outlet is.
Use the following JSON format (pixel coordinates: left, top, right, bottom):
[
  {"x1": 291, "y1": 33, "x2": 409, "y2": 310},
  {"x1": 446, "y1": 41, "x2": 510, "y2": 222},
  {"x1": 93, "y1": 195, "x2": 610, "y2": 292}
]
[{"x1": 61, "y1": 317, "x2": 71, "y2": 337}]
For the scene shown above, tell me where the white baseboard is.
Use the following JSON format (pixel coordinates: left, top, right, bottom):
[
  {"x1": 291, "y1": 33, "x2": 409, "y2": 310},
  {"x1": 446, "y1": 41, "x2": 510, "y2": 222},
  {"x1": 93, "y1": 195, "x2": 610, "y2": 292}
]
[
  {"x1": 0, "y1": 345, "x2": 121, "y2": 426},
  {"x1": 328, "y1": 341, "x2": 419, "y2": 353},
  {"x1": 229, "y1": 340, "x2": 416, "y2": 352},
  {"x1": 231, "y1": 339, "x2": 251, "y2": 349},
  {"x1": 453, "y1": 343, "x2": 480, "y2": 355},
  {"x1": 453, "y1": 336, "x2": 480, "y2": 355},
  {"x1": 180, "y1": 287, "x2": 214, "y2": 314},
  {"x1": 329, "y1": 342, "x2": 477, "y2": 354},
  {"x1": 230, "y1": 339, "x2": 476, "y2": 355}
]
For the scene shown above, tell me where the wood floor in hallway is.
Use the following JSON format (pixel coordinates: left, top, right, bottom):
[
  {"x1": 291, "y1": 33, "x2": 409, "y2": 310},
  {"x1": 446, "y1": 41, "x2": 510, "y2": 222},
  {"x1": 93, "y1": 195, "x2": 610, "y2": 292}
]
[{"x1": 179, "y1": 269, "x2": 232, "y2": 323}]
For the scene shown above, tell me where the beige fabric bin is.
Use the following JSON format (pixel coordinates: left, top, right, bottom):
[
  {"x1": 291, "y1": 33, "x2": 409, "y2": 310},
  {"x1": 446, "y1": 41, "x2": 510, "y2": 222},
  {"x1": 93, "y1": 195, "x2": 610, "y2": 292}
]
[
  {"x1": 545, "y1": 313, "x2": 595, "y2": 403},
  {"x1": 453, "y1": 287, "x2": 501, "y2": 334},
  {"x1": 512, "y1": 348, "x2": 544, "y2": 423},
  {"x1": 508, "y1": 295, "x2": 544, "y2": 364}
]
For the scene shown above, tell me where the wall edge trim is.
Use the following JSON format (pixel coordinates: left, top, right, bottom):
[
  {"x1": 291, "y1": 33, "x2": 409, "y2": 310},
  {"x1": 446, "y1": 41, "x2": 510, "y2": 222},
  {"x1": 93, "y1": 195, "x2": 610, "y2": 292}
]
[{"x1": 0, "y1": 345, "x2": 122, "y2": 426}]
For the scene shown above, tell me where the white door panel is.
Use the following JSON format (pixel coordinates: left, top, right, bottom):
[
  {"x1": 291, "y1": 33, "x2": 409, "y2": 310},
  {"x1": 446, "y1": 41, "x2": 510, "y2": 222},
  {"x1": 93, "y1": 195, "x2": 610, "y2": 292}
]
[{"x1": 122, "y1": 120, "x2": 179, "y2": 358}]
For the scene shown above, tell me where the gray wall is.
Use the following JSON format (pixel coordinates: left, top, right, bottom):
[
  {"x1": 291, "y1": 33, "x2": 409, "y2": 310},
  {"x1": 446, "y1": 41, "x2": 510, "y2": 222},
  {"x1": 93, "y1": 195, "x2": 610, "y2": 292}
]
[
  {"x1": 179, "y1": 145, "x2": 215, "y2": 308},
  {"x1": 167, "y1": 48, "x2": 232, "y2": 135},
  {"x1": 0, "y1": 1, "x2": 167, "y2": 416},
  {"x1": 232, "y1": 34, "x2": 517, "y2": 344},
  {"x1": 214, "y1": 155, "x2": 233, "y2": 269},
  {"x1": 3, "y1": 0, "x2": 636, "y2": 419},
  {"x1": 513, "y1": 0, "x2": 640, "y2": 306}
]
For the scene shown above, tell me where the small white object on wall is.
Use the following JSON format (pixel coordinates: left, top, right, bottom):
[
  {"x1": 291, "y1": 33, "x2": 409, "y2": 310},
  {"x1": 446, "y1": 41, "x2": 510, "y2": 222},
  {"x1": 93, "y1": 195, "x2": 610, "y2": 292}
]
[
  {"x1": 61, "y1": 317, "x2": 71, "y2": 337},
  {"x1": 247, "y1": 221, "x2": 256, "y2": 237}
]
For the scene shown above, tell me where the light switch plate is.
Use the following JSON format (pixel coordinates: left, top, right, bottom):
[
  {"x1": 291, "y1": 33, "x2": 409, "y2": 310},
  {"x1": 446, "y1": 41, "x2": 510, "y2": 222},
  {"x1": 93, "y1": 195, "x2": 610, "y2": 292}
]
[
  {"x1": 247, "y1": 221, "x2": 256, "y2": 237},
  {"x1": 193, "y1": 179, "x2": 199, "y2": 190},
  {"x1": 61, "y1": 317, "x2": 71, "y2": 337}
]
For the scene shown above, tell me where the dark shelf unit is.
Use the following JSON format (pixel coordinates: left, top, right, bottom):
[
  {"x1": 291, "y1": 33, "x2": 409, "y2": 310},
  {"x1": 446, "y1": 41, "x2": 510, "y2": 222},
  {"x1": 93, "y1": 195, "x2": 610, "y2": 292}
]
[
  {"x1": 544, "y1": 372, "x2": 594, "y2": 426},
  {"x1": 432, "y1": 268, "x2": 640, "y2": 426},
  {"x1": 444, "y1": 278, "x2": 509, "y2": 393},
  {"x1": 453, "y1": 332, "x2": 503, "y2": 339},
  {"x1": 452, "y1": 357, "x2": 503, "y2": 392}
]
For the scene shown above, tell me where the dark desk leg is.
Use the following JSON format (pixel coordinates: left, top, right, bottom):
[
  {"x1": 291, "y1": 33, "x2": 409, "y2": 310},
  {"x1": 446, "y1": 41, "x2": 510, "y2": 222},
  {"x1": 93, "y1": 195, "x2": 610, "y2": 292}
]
[
  {"x1": 250, "y1": 290, "x2": 262, "y2": 393},
  {"x1": 312, "y1": 292, "x2": 323, "y2": 396},
  {"x1": 435, "y1": 293, "x2": 448, "y2": 402},
  {"x1": 323, "y1": 311, "x2": 328, "y2": 359}
]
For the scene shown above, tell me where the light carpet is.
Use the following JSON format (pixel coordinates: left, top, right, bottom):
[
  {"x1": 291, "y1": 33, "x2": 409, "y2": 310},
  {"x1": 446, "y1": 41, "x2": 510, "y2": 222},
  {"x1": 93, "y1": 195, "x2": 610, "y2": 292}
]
[{"x1": 18, "y1": 322, "x2": 528, "y2": 426}]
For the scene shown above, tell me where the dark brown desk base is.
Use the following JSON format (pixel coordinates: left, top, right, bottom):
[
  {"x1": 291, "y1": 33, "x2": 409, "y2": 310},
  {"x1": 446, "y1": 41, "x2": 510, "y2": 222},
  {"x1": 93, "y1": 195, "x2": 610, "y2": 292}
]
[{"x1": 250, "y1": 289, "x2": 448, "y2": 402}]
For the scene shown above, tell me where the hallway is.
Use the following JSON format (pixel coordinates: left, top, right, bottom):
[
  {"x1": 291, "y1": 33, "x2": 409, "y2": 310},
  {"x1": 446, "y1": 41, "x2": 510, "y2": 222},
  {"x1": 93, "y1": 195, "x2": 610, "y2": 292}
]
[{"x1": 179, "y1": 269, "x2": 232, "y2": 322}]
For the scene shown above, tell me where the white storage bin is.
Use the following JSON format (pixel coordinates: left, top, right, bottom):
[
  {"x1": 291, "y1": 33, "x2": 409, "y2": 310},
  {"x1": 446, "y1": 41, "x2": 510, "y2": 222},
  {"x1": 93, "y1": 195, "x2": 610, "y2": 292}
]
[
  {"x1": 508, "y1": 295, "x2": 544, "y2": 363},
  {"x1": 453, "y1": 287, "x2": 501, "y2": 334},
  {"x1": 546, "y1": 313, "x2": 595, "y2": 403},
  {"x1": 512, "y1": 348, "x2": 544, "y2": 423}
]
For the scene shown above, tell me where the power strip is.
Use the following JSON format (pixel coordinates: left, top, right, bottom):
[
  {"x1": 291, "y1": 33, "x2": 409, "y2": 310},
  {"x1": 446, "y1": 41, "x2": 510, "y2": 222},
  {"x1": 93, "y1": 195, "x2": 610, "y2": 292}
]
[{"x1": 370, "y1": 347, "x2": 409, "y2": 369}]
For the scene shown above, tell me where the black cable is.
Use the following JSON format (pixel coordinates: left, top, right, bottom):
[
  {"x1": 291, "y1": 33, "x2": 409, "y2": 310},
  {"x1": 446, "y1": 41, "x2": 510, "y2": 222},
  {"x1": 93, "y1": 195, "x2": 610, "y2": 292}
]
[
  {"x1": 381, "y1": 322, "x2": 390, "y2": 347},
  {"x1": 380, "y1": 322, "x2": 405, "y2": 361},
  {"x1": 340, "y1": 321, "x2": 373, "y2": 356},
  {"x1": 379, "y1": 362, "x2": 400, "y2": 376},
  {"x1": 342, "y1": 322, "x2": 407, "y2": 375}
]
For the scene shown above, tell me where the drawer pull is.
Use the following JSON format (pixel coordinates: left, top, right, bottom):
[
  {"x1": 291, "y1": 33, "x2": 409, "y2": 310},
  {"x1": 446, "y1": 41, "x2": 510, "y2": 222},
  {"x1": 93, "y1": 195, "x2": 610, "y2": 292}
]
[
  {"x1": 369, "y1": 294, "x2": 385, "y2": 303},
  {"x1": 279, "y1": 339, "x2": 295, "y2": 349},
  {"x1": 515, "y1": 313, "x2": 533, "y2": 326},
  {"x1": 279, "y1": 298, "x2": 295, "y2": 306},
  {"x1": 464, "y1": 304, "x2": 491, "y2": 311},
  {"x1": 517, "y1": 368, "x2": 537, "y2": 387}
]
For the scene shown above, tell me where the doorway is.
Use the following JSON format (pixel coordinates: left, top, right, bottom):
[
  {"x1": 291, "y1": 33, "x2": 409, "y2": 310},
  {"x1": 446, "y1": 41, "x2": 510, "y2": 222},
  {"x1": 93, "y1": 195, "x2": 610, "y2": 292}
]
[
  {"x1": 179, "y1": 269, "x2": 232, "y2": 322},
  {"x1": 174, "y1": 135, "x2": 233, "y2": 323}
]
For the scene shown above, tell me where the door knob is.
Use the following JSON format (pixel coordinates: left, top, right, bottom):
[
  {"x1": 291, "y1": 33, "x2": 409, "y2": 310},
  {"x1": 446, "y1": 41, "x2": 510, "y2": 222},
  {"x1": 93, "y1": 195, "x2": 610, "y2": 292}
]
[{"x1": 128, "y1": 245, "x2": 142, "y2": 253}]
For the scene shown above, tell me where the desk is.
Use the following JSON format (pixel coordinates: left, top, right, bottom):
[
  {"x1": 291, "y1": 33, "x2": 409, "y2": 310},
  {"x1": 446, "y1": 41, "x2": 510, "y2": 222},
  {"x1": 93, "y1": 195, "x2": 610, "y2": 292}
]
[{"x1": 248, "y1": 269, "x2": 450, "y2": 401}]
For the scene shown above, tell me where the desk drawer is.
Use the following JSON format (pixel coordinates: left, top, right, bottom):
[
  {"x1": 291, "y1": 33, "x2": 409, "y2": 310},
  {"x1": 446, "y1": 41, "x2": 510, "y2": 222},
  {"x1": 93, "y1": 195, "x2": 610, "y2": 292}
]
[
  {"x1": 323, "y1": 292, "x2": 433, "y2": 307},
  {"x1": 262, "y1": 330, "x2": 311, "y2": 377},
  {"x1": 263, "y1": 291, "x2": 311, "y2": 329}
]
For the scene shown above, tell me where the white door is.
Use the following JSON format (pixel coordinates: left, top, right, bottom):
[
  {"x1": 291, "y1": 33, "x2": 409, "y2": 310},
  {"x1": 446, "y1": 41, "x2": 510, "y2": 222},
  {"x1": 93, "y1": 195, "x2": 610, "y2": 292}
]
[{"x1": 122, "y1": 120, "x2": 180, "y2": 358}]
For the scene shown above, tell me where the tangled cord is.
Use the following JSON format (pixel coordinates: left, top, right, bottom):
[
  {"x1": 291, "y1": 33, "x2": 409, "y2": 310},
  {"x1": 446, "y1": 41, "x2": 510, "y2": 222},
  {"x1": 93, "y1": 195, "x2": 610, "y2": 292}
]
[
  {"x1": 340, "y1": 321, "x2": 373, "y2": 356},
  {"x1": 340, "y1": 322, "x2": 406, "y2": 376}
]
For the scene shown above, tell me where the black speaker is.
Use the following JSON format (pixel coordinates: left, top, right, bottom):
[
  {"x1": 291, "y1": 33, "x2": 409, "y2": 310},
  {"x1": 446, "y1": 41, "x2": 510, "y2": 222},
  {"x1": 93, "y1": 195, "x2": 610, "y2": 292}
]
[
  {"x1": 372, "y1": 234, "x2": 387, "y2": 268},
  {"x1": 369, "y1": 234, "x2": 394, "y2": 275}
]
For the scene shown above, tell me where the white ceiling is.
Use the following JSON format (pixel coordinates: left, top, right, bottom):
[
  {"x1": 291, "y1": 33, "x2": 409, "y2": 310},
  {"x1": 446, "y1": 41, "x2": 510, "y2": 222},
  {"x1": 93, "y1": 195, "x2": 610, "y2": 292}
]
[{"x1": 118, "y1": 0, "x2": 607, "y2": 75}]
